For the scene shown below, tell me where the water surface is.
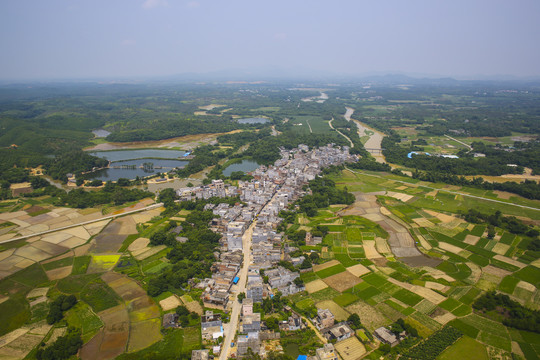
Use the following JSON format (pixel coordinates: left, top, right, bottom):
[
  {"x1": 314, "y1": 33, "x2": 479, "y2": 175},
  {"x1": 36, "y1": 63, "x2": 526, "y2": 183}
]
[{"x1": 222, "y1": 160, "x2": 260, "y2": 176}]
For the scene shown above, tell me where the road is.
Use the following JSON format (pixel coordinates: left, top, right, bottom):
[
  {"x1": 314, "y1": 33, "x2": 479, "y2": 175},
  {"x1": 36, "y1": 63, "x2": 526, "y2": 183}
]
[
  {"x1": 220, "y1": 221, "x2": 255, "y2": 360},
  {"x1": 345, "y1": 167, "x2": 540, "y2": 212},
  {"x1": 0, "y1": 202, "x2": 163, "y2": 245},
  {"x1": 306, "y1": 119, "x2": 313, "y2": 133},
  {"x1": 444, "y1": 134, "x2": 472, "y2": 150},
  {"x1": 301, "y1": 315, "x2": 327, "y2": 344},
  {"x1": 329, "y1": 118, "x2": 354, "y2": 148},
  {"x1": 220, "y1": 177, "x2": 288, "y2": 359}
]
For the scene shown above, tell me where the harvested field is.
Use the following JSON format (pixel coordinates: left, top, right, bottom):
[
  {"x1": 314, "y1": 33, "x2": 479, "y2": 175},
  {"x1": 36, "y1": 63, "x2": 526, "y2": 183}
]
[
  {"x1": 323, "y1": 271, "x2": 362, "y2": 292},
  {"x1": 46, "y1": 266, "x2": 73, "y2": 280},
  {"x1": 346, "y1": 301, "x2": 390, "y2": 331},
  {"x1": 127, "y1": 318, "x2": 162, "y2": 353},
  {"x1": 335, "y1": 336, "x2": 366, "y2": 360},
  {"x1": 316, "y1": 300, "x2": 349, "y2": 321},
  {"x1": 425, "y1": 281, "x2": 449, "y2": 292},
  {"x1": 424, "y1": 210, "x2": 460, "y2": 224},
  {"x1": 0, "y1": 332, "x2": 42, "y2": 359},
  {"x1": 305, "y1": 279, "x2": 328, "y2": 294},
  {"x1": 346, "y1": 264, "x2": 370, "y2": 277},
  {"x1": 159, "y1": 295, "x2": 181, "y2": 311},
  {"x1": 363, "y1": 240, "x2": 383, "y2": 259},
  {"x1": 492, "y1": 243, "x2": 510, "y2": 255},
  {"x1": 127, "y1": 238, "x2": 149, "y2": 252},
  {"x1": 26, "y1": 287, "x2": 48, "y2": 299},
  {"x1": 313, "y1": 260, "x2": 340, "y2": 272},
  {"x1": 184, "y1": 300, "x2": 203, "y2": 315},
  {"x1": 464, "y1": 235, "x2": 480, "y2": 245},
  {"x1": 438, "y1": 242, "x2": 464, "y2": 255},
  {"x1": 516, "y1": 281, "x2": 536, "y2": 292},
  {"x1": 133, "y1": 245, "x2": 166, "y2": 261},
  {"x1": 0, "y1": 328, "x2": 28, "y2": 348},
  {"x1": 483, "y1": 265, "x2": 511, "y2": 278},
  {"x1": 493, "y1": 255, "x2": 525, "y2": 269}
]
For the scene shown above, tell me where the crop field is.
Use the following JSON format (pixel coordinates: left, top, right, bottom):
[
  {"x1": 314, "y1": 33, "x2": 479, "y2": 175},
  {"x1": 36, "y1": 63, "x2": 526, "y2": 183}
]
[
  {"x1": 323, "y1": 270, "x2": 362, "y2": 292},
  {"x1": 80, "y1": 278, "x2": 121, "y2": 312},
  {"x1": 65, "y1": 301, "x2": 104, "y2": 342},
  {"x1": 439, "y1": 335, "x2": 488, "y2": 360},
  {"x1": 315, "y1": 264, "x2": 347, "y2": 279},
  {"x1": 88, "y1": 254, "x2": 121, "y2": 273}
]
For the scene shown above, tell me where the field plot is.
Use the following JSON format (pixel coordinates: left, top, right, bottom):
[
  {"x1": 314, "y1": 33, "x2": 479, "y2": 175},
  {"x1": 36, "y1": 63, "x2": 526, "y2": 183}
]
[
  {"x1": 346, "y1": 301, "x2": 390, "y2": 331},
  {"x1": 127, "y1": 318, "x2": 161, "y2": 352},
  {"x1": 305, "y1": 279, "x2": 328, "y2": 294},
  {"x1": 65, "y1": 302, "x2": 104, "y2": 342},
  {"x1": 322, "y1": 271, "x2": 362, "y2": 292},
  {"x1": 159, "y1": 295, "x2": 181, "y2": 311},
  {"x1": 346, "y1": 264, "x2": 370, "y2": 277},
  {"x1": 439, "y1": 335, "x2": 489, "y2": 360},
  {"x1": 334, "y1": 336, "x2": 366, "y2": 360}
]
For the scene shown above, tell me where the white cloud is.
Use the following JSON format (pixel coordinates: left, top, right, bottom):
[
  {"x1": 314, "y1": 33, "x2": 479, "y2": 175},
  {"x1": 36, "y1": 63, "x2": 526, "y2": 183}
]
[
  {"x1": 186, "y1": 1, "x2": 200, "y2": 8},
  {"x1": 142, "y1": 0, "x2": 168, "y2": 9}
]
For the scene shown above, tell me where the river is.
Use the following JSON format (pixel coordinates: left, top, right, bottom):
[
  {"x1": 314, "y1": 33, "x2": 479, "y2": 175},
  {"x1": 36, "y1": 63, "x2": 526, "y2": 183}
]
[{"x1": 345, "y1": 107, "x2": 386, "y2": 163}]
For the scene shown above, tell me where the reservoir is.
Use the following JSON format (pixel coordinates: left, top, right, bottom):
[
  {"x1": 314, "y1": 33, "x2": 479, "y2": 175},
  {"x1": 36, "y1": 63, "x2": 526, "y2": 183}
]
[
  {"x1": 237, "y1": 117, "x2": 270, "y2": 124},
  {"x1": 223, "y1": 160, "x2": 260, "y2": 176},
  {"x1": 89, "y1": 159, "x2": 188, "y2": 181},
  {"x1": 90, "y1": 149, "x2": 186, "y2": 162},
  {"x1": 87, "y1": 149, "x2": 188, "y2": 181}
]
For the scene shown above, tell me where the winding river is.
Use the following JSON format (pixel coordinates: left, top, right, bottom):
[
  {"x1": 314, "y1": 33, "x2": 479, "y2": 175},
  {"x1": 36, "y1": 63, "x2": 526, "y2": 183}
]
[{"x1": 345, "y1": 107, "x2": 386, "y2": 163}]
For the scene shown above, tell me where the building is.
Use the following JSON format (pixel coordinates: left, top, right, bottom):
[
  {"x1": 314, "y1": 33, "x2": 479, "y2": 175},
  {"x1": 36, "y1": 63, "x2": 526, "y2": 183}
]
[
  {"x1": 315, "y1": 344, "x2": 338, "y2": 360},
  {"x1": 201, "y1": 311, "x2": 223, "y2": 341},
  {"x1": 237, "y1": 332, "x2": 261, "y2": 359},
  {"x1": 162, "y1": 313, "x2": 178, "y2": 329},
  {"x1": 314, "y1": 309, "x2": 335, "y2": 330},
  {"x1": 374, "y1": 327, "x2": 399, "y2": 347},
  {"x1": 241, "y1": 313, "x2": 261, "y2": 333},
  {"x1": 324, "y1": 322, "x2": 354, "y2": 342},
  {"x1": 242, "y1": 298, "x2": 253, "y2": 317}
]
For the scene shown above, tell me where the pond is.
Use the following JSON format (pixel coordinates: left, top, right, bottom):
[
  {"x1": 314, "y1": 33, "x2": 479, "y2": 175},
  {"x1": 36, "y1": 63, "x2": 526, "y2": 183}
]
[
  {"x1": 222, "y1": 160, "x2": 260, "y2": 176},
  {"x1": 237, "y1": 117, "x2": 270, "y2": 124},
  {"x1": 90, "y1": 149, "x2": 187, "y2": 162},
  {"x1": 92, "y1": 129, "x2": 111, "y2": 138},
  {"x1": 88, "y1": 159, "x2": 188, "y2": 181}
]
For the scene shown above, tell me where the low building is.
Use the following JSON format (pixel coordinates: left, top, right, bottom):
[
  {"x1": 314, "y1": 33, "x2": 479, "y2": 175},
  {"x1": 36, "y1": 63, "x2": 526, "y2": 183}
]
[
  {"x1": 324, "y1": 322, "x2": 354, "y2": 342},
  {"x1": 314, "y1": 309, "x2": 335, "y2": 330},
  {"x1": 315, "y1": 344, "x2": 338, "y2": 360},
  {"x1": 374, "y1": 326, "x2": 399, "y2": 347},
  {"x1": 237, "y1": 332, "x2": 261, "y2": 359},
  {"x1": 242, "y1": 298, "x2": 253, "y2": 317},
  {"x1": 162, "y1": 313, "x2": 178, "y2": 329},
  {"x1": 201, "y1": 311, "x2": 223, "y2": 341},
  {"x1": 241, "y1": 313, "x2": 261, "y2": 333}
]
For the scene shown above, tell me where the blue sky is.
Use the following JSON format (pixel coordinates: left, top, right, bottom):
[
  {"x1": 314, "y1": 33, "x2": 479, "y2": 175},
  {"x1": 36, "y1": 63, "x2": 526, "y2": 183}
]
[{"x1": 1, "y1": 0, "x2": 539, "y2": 80}]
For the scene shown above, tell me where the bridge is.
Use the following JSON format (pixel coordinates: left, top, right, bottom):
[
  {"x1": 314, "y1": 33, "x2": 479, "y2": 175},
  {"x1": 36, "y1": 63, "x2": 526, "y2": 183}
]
[{"x1": 365, "y1": 148, "x2": 384, "y2": 154}]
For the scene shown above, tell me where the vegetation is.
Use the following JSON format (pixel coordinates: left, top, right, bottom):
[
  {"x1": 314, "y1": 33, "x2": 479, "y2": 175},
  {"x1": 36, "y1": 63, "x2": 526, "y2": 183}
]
[
  {"x1": 36, "y1": 327, "x2": 83, "y2": 360},
  {"x1": 404, "y1": 326, "x2": 462, "y2": 360},
  {"x1": 46, "y1": 294, "x2": 77, "y2": 324},
  {"x1": 473, "y1": 291, "x2": 540, "y2": 333}
]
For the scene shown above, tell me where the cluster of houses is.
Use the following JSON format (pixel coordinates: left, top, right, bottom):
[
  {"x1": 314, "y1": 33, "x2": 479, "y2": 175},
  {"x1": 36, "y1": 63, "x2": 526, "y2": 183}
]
[
  {"x1": 186, "y1": 145, "x2": 356, "y2": 358},
  {"x1": 313, "y1": 309, "x2": 355, "y2": 343}
]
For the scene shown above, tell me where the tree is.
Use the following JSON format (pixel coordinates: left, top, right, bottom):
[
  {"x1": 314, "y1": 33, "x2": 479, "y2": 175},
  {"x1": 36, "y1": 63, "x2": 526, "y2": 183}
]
[
  {"x1": 238, "y1": 292, "x2": 246, "y2": 302},
  {"x1": 487, "y1": 224, "x2": 496, "y2": 239},
  {"x1": 266, "y1": 317, "x2": 279, "y2": 331},
  {"x1": 347, "y1": 313, "x2": 362, "y2": 329}
]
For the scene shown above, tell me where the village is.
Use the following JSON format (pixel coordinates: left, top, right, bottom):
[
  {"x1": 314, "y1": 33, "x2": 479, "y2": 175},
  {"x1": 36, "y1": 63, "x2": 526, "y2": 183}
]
[{"x1": 161, "y1": 145, "x2": 411, "y2": 359}]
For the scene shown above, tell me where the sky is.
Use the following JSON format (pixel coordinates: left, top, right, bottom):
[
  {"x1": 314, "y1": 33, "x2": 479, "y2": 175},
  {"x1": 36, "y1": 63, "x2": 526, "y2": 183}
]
[{"x1": 1, "y1": 0, "x2": 539, "y2": 80}]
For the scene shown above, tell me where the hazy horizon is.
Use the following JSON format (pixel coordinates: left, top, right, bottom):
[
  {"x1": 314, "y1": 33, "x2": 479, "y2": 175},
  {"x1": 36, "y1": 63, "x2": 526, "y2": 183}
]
[{"x1": 1, "y1": 0, "x2": 539, "y2": 81}]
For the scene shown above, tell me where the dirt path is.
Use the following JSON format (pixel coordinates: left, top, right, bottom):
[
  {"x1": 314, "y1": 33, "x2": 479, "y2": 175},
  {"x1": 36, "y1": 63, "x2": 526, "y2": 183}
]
[{"x1": 329, "y1": 118, "x2": 354, "y2": 147}]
